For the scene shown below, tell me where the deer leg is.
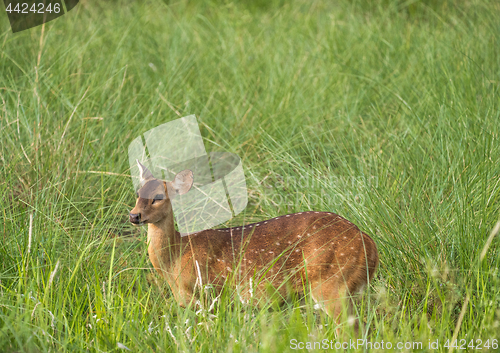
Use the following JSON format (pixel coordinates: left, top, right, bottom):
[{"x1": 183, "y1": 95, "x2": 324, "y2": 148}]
[
  {"x1": 162, "y1": 275, "x2": 195, "y2": 308},
  {"x1": 311, "y1": 281, "x2": 360, "y2": 337}
]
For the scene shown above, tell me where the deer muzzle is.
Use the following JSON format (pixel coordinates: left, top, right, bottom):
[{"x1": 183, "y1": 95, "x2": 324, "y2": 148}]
[{"x1": 129, "y1": 213, "x2": 141, "y2": 224}]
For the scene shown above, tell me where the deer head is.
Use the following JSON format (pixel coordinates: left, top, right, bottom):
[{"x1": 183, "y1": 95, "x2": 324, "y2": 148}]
[{"x1": 129, "y1": 160, "x2": 193, "y2": 225}]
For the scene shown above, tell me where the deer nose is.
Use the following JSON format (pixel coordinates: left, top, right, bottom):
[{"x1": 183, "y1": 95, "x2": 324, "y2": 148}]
[{"x1": 129, "y1": 213, "x2": 141, "y2": 224}]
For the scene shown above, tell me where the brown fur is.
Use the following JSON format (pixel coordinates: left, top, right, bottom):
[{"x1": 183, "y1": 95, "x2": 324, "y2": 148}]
[{"x1": 130, "y1": 170, "x2": 378, "y2": 329}]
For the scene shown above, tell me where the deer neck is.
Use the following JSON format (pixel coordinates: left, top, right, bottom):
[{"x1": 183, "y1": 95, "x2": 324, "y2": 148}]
[{"x1": 147, "y1": 207, "x2": 183, "y2": 275}]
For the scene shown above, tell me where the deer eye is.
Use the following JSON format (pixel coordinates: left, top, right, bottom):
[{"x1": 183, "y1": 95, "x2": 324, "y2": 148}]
[{"x1": 151, "y1": 194, "x2": 164, "y2": 204}]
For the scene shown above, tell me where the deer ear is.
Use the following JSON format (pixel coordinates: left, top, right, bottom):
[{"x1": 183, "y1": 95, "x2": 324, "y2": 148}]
[
  {"x1": 137, "y1": 159, "x2": 155, "y2": 185},
  {"x1": 167, "y1": 170, "x2": 193, "y2": 196}
]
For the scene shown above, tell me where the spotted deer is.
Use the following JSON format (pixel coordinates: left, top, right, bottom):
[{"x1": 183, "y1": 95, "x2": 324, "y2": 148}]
[{"x1": 129, "y1": 161, "x2": 378, "y2": 330}]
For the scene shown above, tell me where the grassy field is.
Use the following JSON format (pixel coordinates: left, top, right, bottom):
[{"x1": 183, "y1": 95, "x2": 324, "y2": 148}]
[{"x1": 1, "y1": 0, "x2": 500, "y2": 351}]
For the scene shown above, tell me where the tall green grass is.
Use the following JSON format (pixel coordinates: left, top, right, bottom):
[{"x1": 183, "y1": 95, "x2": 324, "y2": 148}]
[{"x1": 1, "y1": 0, "x2": 500, "y2": 351}]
